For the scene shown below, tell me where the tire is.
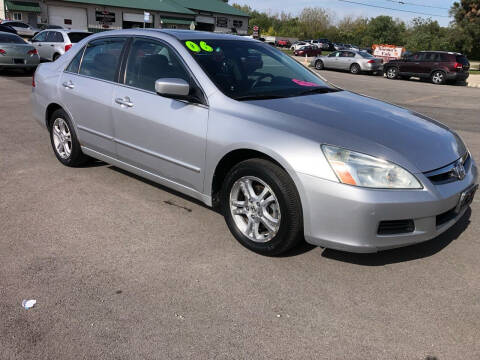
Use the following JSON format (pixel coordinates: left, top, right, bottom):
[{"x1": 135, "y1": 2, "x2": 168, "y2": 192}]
[
  {"x1": 386, "y1": 67, "x2": 398, "y2": 79},
  {"x1": 49, "y1": 109, "x2": 89, "y2": 167},
  {"x1": 315, "y1": 60, "x2": 324, "y2": 70},
  {"x1": 431, "y1": 71, "x2": 446, "y2": 85},
  {"x1": 53, "y1": 53, "x2": 60, "y2": 61},
  {"x1": 222, "y1": 159, "x2": 303, "y2": 256},
  {"x1": 350, "y1": 63, "x2": 361, "y2": 75}
]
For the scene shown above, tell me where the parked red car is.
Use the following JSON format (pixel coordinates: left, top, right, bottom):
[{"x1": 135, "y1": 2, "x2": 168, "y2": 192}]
[
  {"x1": 276, "y1": 39, "x2": 291, "y2": 48},
  {"x1": 385, "y1": 51, "x2": 470, "y2": 85},
  {"x1": 294, "y1": 45, "x2": 322, "y2": 57}
]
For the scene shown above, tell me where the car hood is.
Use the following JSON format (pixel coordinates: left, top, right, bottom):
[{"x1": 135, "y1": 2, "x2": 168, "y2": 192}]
[{"x1": 244, "y1": 91, "x2": 465, "y2": 173}]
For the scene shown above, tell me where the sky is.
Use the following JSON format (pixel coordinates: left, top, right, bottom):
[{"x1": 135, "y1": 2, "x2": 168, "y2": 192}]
[{"x1": 231, "y1": 0, "x2": 456, "y2": 26}]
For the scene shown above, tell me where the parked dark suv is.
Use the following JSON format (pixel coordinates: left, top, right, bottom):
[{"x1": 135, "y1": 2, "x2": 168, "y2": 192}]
[{"x1": 385, "y1": 51, "x2": 470, "y2": 85}]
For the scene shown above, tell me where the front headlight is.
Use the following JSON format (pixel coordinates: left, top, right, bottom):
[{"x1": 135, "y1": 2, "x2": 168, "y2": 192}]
[{"x1": 322, "y1": 145, "x2": 422, "y2": 189}]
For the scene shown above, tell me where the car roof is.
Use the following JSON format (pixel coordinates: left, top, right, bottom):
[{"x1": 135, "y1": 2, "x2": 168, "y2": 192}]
[
  {"x1": 144, "y1": 29, "x2": 255, "y2": 41},
  {"x1": 418, "y1": 50, "x2": 463, "y2": 55},
  {"x1": 39, "y1": 29, "x2": 90, "y2": 33}
]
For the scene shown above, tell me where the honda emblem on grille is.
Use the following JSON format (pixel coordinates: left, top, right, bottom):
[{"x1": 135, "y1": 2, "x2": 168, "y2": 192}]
[{"x1": 452, "y1": 160, "x2": 466, "y2": 180}]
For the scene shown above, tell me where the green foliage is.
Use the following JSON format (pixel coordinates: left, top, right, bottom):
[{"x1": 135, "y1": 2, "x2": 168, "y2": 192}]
[{"x1": 232, "y1": 2, "x2": 480, "y2": 58}]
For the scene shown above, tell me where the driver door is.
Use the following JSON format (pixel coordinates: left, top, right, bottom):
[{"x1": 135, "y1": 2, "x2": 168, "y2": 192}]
[
  {"x1": 111, "y1": 37, "x2": 208, "y2": 194},
  {"x1": 324, "y1": 51, "x2": 340, "y2": 69}
]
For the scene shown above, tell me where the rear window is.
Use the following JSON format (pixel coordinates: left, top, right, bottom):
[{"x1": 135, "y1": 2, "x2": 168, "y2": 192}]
[
  {"x1": 67, "y1": 32, "x2": 92, "y2": 43},
  {"x1": 0, "y1": 33, "x2": 26, "y2": 44},
  {"x1": 359, "y1": 51, "x2": 374, "y2": 58},
  {"x1": 456, "y1": 55, "x2": 469, "y2": 65}
]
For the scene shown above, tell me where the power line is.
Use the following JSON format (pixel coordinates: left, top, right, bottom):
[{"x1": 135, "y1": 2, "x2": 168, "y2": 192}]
[
  {"x1": 381, "y1": 0, "x2": 450, "y2": 10},
  {"x1": 337, "y1": 0, "x2": 450, "y2": 17}
]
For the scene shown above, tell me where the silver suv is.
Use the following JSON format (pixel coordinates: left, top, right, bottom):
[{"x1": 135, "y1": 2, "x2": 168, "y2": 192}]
[{"x1": 31, "y1": 30, "x2": 92, "y2": 61}]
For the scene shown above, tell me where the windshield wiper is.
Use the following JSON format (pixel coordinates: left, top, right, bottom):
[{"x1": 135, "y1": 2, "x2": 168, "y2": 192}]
[
  {"x1": 297, "y1": 87, "x2": 341, "y2": 96},
  {"x1": 235, "y1": 94, "x2": 289, "y2": 101}
]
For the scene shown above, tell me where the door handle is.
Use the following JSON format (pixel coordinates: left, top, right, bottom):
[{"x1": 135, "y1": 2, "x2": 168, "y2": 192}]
[
  {"x1": 62, "y1": 81, "x2": 74, "y2": 89},
  {"x1": 50, "y1": 44, "x2": 55, "y2": 47},
  {"x1": 414, "y1": 62, "x2": 420, "y2": 64},
  {"x1": 115, "y1": 97, "x2": 134, "y2": 108}
]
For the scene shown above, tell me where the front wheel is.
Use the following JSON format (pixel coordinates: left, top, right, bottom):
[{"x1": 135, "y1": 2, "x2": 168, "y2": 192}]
[
  {"x1": 431, "y1": 71, "x2": 446, "y2": 85},
  {"x1": 386, "y1": 67, "x2": 398, "y2": 79},
  {"x1": 222, "y1": 159, "x2": 303, "y2": 256},
  {"x1": 315, "y1": 60, "x2": 324, "y2": 70}
]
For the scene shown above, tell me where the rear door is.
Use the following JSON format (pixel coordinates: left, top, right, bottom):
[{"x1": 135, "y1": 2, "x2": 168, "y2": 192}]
[
  {"x1": 338, "y1": 51, "x2": 355, "y2": 70},
  {"x1": 60, "y1": 37, "x2": 128, "y2": 157},
  {"x1": 419, "y1": 52, "x2": 438, "y2": 78}
]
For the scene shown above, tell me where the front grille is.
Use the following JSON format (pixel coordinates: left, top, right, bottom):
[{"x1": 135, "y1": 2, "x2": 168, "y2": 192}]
[
  {"x1": 425, "y1": 153, "x2": 470, "y2": 185},
  {"x1": 436, "y1": 207, "x2": 457, "y2": 227},
  {"x1": 378, "y1": 220, "x2": 415, "y2": 235}
]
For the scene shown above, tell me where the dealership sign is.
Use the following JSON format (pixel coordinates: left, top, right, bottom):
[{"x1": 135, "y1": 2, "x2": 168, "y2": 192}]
[
  {"x1": 372, "y1": 44, "x2": 405, "y2": 62},
  {"x1": 95, "y1": 10, "x2": 115, "y2": 24}
]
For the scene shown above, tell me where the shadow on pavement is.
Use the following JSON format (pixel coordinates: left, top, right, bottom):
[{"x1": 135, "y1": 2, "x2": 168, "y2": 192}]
[{"x1": 321, "y1": 208, "x2": 472, "y2": 266}]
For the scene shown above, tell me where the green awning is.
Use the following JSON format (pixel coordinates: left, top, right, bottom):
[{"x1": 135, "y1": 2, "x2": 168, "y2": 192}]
[
  {"x1": 161, "y1": 18, "x2": 194, "y2": 25},
  {"x1": 5, "y1": 1, "x2": 41, "y2": 13}
]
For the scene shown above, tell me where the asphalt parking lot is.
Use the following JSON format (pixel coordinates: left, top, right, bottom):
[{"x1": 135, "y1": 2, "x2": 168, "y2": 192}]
[{"x1": 1, "y1": 69, "x2": 479, "y2": 360}]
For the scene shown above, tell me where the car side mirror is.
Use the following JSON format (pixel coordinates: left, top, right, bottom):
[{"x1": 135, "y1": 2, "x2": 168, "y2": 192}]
[{"x1": 155, "y1": 78, "x2": 190, "y2": 99}]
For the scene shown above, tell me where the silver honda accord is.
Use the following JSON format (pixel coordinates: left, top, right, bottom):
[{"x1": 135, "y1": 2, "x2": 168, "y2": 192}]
[{"x1": 31, "y1": 29, "x2": 478, "y2": 255}]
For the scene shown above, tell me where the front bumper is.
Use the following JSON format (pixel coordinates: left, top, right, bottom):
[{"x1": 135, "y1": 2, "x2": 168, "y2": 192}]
[{"x1": 298, "y1": 157, "x2": 478, "y2": 253}]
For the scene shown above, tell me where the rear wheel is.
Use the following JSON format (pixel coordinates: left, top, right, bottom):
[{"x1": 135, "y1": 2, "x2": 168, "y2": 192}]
[
  {"x1": 49, "y1": 109, "x2": 89, "y2": 167},
  {"x1": 350, "y1": 63, "x2": 361, "y2": 74},
  {"x1": 222, "y1": 159, "x2": 303, "y2": 256},
  {"x1": 386, "y1": 67, "x2": 398, "y2": 79},
  {"x1": 315, "y1": 60, "x2": 324, "y2": 70},
  {"x1": 431, "y1": 71, "x2": 446, "y2": 85}
]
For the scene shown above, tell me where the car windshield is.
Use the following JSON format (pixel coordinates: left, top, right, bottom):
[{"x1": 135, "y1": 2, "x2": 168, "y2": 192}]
[
  {"x1": 67, "y1": 32, "x2": 92, "y2": 43},
  {"x1": 359, "y1": 51, "x2": 374, "y2": 58},
  {"x1": 0, "y1": 33, "x2": 26, "y2": 44},
  {"x1": 183, "y1": 39, "x2": 336, "y2": 100}
]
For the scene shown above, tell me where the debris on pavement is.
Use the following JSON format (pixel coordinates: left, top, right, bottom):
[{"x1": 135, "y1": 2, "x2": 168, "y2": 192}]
[{"x1": 22, "y1": 299, "x2": 36, "y2": 310}]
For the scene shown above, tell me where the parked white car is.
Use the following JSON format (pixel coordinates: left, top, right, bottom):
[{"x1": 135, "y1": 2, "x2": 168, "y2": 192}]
[
  {"x1": 31, "y1": 29, "x2": 92, "y2": 61},
  {"x1": 290, "y1": 41, "x2": 308, "y2": 51}
]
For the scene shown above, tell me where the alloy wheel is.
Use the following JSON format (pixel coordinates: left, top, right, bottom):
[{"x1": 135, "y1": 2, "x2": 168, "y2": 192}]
[
  {"x1": 432, "y1": 71, "x2": 445, "y2": 84},
  {"x1": 386, "y1": 68, "x2": 397, "y2": 79},
  {"x1": 52, "y1": 118, "x2": 72, "y2": 159},
  {"x1": 229, "y1": 176, "x2": 281, "y2": 243}
]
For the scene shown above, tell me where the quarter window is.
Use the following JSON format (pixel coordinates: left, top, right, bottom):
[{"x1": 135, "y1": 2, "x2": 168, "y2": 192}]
[
  {"x1": 79, "y1": 38, "x2": 126, "y2": 82},
  {"x1": 124, "y1": 38, "x2": 189, "y2": 92},
  {"x1": 65, "y1": 46, "x2": 85, "y2": 73}
]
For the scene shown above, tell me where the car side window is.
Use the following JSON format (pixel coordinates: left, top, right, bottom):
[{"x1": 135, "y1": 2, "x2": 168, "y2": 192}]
[
  {"x1": 65, "y1": 46, "x2": 85, "y2": 73},
  {"x1": 124, "y1": 38, "x2": 190, "y2": 92},
  {"x1": 409, "y1": 53, "x2": 425, "y2": 61},
  {"x1": 33, "y1": 32, "x2": 47, "y2": 42},
  {"x1": 47, "y1": 31, "x2": 63, "y2": 42},
  {"x1": 79, "y1": 37, "x2": 126, "y2": 82},
  {"x1": 328, "y1": 51, "x2": 339, "y2": 57}
]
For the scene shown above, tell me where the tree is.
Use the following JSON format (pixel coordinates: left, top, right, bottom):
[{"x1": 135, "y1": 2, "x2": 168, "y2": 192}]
[
  {"x1": 450, "y1": 0, "x2": 480, "y2": 57},
  {"x1": 364, "y1": 16, "x2": 406, "y2": 45},
  {"x1": 298, "y1": 7, "x2": 332, "y2": 38},
  {"x1": 404, "y1": 18, "x2": 450, "y2": 52}
]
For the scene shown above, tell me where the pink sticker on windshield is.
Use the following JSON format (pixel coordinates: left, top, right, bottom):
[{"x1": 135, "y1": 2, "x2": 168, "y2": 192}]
[{"x1": 292, "y1": 79, "x2": 319, "y2": 87}]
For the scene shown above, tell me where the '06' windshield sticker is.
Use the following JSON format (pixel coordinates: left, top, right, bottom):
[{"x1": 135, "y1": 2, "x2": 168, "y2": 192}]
[{"x1": 186, "y1": 41, "x2": 213, "y2": 53}]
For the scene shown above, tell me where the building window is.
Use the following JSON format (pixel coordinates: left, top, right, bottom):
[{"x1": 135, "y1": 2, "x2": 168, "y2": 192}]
[
  {"x1": 216, "y1": 17, "x2": 228, "y2": 28},
  {"x1": 13, "y1": 13, "x2": 22, "y2": 21},
  {"x1": 233, "y1": 20, "x2": 243, "y2": 28}
]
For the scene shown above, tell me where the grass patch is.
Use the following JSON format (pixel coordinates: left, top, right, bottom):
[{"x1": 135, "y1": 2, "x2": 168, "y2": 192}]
[{"x1": 470, "y1": 70, "x2": 480, "y2": 75}]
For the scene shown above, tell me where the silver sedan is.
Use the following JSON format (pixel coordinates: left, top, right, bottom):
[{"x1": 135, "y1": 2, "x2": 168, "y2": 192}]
[
  {"x1": 31, "y1": 29, "x2": 477, "y2": 256},
  {"x1": 0, "y1": 31, "x2": 40, "y2": 72},
  {"x1": 312, "y1": 50, "x2": 383, "y2": 74}
]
